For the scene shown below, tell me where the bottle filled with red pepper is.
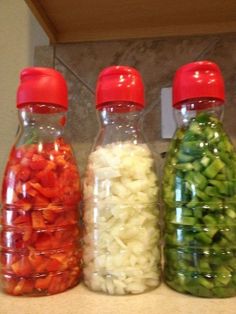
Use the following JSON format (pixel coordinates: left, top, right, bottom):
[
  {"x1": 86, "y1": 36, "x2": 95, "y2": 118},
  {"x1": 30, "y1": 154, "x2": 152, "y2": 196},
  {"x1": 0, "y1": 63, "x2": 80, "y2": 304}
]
[{"x1": 0, "y1": 67, "x2": 82, "y2": 296}]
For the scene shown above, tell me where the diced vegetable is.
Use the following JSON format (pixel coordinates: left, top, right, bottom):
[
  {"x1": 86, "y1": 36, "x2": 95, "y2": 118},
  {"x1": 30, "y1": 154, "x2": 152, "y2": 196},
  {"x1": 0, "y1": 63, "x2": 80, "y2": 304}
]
[
  {"x1": 1, "y1": 138, "x2": 81, "y2": 296},
  {"x1": 83, "y1": 142, "x2": 160, "y2": 295},
  {"x1": 204, "y1": 159, "x2": 225, "y2": 179},
  {"x1": 163, "y1": 112, "x2": 236, "y2": 297}
]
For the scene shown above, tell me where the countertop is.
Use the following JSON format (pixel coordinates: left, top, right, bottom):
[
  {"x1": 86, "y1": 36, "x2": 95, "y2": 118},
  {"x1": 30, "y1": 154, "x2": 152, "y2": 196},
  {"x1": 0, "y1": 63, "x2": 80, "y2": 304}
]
[{"x1": 0, "y1": 283, "x2": 235, "y2": 314}]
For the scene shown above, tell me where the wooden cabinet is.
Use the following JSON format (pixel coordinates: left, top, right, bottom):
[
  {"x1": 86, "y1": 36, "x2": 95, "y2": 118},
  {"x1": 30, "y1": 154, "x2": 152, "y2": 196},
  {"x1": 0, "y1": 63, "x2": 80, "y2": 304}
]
[{"x1": 26, "y1": 0, "x2": 236, "y2": 43}]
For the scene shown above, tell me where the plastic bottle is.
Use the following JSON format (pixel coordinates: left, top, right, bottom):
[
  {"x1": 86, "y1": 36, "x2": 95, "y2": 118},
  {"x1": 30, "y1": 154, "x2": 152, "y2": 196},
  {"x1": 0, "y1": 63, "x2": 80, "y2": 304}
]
[
  {"x1": 83, "y1": 66, "x2": 161, "y2": 295},
  {"x1": 1, "y1": 67, "x2": 82, "y2": 296},
  {"x1": 163, "y1": 61, "x2": 236, "y2": 297}
]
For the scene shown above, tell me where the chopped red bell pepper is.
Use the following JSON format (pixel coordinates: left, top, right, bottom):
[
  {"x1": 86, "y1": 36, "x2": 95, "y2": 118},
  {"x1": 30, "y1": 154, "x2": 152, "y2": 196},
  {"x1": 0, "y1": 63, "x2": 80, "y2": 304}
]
[
  {"x1": 36, "y1": 170, "x2": 57, "y2": 187},
  {"x1": 32, "y1": 211, "x2": 46, "y2": 229},
  {"x1": 35, "y1": 276, "x2": 52, "y2": 290},
  {"x1": 29, "y1": 154, "x2": 47, "y2": 171},
  {"x1": 18, "y1": 167, "x2": 31, "y2": 182},
  {"x1": 1, "y1": 138, "x2": 81, "y2": 296},
  {"x1": 11, "y1": 257, "x2": 33, "y2": 276}
]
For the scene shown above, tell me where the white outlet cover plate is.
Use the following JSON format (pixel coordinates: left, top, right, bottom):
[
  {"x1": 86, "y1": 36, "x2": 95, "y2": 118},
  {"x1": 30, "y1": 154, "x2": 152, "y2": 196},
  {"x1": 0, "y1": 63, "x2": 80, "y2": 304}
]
[{"x1": 161, "y1": 87, "x2": 176, "y2": 139}]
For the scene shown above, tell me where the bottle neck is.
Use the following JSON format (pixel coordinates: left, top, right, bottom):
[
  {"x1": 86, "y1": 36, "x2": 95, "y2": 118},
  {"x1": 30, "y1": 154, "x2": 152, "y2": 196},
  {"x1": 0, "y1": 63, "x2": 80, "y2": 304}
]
[
  {"x1": 96, "y1": 103, "x2": 144, "y2": 146},
  {"x1": 174, "y1": 98, "x2": 224, "y2": 128},
  {"x1": 17, "y1": 104, "x2": 66, "y2": 145}
]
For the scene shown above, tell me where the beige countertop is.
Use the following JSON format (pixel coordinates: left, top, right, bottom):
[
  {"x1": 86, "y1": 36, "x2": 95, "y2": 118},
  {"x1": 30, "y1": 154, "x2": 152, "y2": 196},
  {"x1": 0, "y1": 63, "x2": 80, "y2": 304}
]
[{"x1": 0, "y1": 283, "x2": 235, "y2": 314}]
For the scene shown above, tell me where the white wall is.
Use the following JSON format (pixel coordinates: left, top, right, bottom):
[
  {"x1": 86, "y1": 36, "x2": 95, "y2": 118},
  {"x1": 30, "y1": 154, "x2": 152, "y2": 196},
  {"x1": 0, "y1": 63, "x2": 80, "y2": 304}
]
[{"x1": 0, "y1": 0, "x2": 48, "y2": 180}]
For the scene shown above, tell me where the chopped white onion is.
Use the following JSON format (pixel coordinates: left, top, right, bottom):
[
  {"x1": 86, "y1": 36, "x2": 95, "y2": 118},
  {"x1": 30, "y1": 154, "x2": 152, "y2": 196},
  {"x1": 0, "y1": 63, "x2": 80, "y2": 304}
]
[{"x1": 83, "y1": 142, "x2": 161, "y2": 295}]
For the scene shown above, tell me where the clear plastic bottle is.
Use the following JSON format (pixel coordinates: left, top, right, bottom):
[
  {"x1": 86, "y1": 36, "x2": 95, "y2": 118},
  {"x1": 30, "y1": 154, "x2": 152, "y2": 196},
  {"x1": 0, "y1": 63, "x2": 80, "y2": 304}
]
[
  {"x1": 163, "y1": 61, "x2": 236, "y2": 298},
  {"x1": 83, "y1": 66, "x2": 161, "y2": 295},
  {"x1": 1, "y1": 67, "x2": 82, "y2": 296}
]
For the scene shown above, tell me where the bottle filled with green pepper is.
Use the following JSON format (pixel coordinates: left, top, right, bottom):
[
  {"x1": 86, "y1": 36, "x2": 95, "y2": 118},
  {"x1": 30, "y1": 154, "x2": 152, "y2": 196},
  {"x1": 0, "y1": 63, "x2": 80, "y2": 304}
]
[{"x1": 163, "y1": 61, "x2": 236, "y2": 298}]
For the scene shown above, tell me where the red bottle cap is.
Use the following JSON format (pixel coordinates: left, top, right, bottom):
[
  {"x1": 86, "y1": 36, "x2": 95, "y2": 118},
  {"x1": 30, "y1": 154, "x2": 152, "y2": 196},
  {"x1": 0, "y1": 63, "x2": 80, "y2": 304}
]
[
  {"x1": 173, "y1": 61, "x2": 225, "y2": 109},
  {"x1": 17, "y1": 67, "x2": 68, "y2": 111},
  {"x1": 96, "y1": 66, "x2": 145, "y2": 111}
]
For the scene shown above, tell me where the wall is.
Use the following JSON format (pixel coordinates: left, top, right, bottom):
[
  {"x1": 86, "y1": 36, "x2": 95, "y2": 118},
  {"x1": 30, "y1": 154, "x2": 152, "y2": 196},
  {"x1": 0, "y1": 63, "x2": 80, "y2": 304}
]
[
  {"x1": 0, "y1": 0, "x2": 48, "y2": 180},
  {"x1": 35, "y1": 34, "x2": 236, "y2": 176}
]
